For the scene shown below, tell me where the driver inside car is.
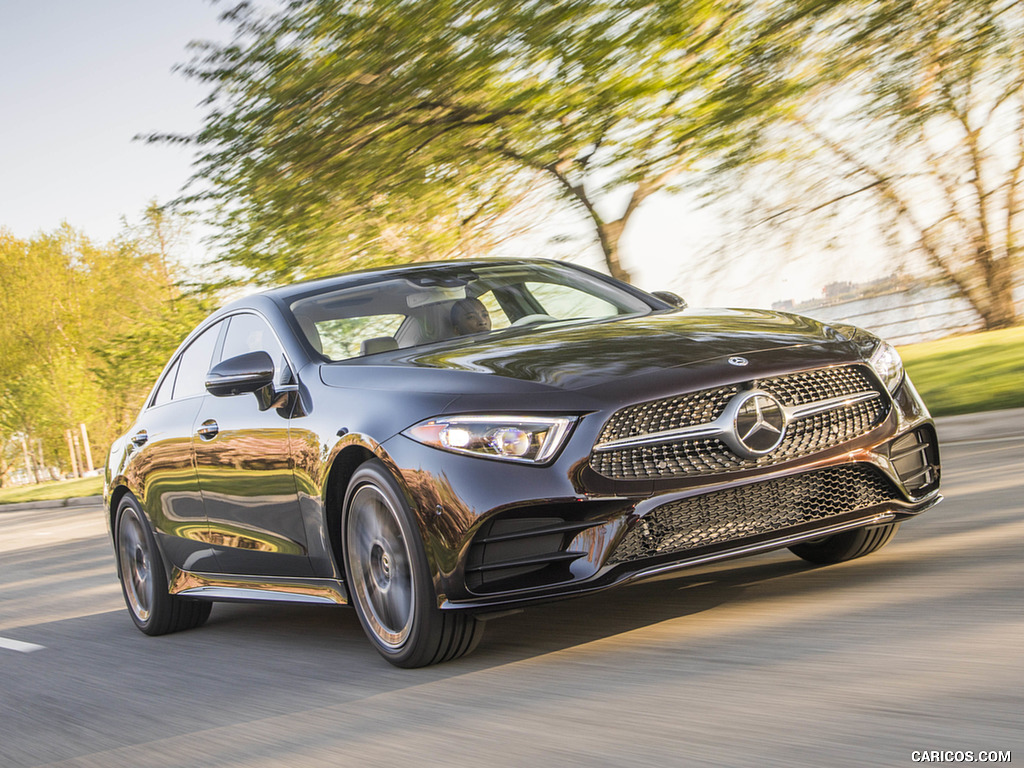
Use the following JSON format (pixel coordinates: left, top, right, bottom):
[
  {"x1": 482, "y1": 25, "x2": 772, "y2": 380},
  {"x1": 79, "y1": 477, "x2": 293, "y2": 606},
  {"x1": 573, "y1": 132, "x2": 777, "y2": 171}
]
[{"x1": 450, "y1": 297, "x2": 491, "y2": 335}]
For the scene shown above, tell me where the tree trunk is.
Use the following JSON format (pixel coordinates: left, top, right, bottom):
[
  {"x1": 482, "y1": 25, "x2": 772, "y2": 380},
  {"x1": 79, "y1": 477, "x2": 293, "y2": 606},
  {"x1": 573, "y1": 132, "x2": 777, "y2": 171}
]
[
  {"x1": 800, "y1": 120, "x2": 1022, "y2": 332},
  {"x1": 598, "y1": 220, "x2": 632, "y2": 284},
  {"x1": 975, "y1": 256, "x2": 1018, "y2": 329}
]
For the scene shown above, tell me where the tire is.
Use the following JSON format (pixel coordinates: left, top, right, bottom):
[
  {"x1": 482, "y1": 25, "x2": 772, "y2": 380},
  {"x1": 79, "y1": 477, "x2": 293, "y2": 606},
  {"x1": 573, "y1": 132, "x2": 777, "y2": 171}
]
[
  {"x1": 115, "y1": 495, "x2": 212, "y2": 636},
  {"x1": 788, "y1": 521, "x2": 901, "y2": 565},
  {"x1": 342, "y1": 460, "x2": 483, "y2": 667}
]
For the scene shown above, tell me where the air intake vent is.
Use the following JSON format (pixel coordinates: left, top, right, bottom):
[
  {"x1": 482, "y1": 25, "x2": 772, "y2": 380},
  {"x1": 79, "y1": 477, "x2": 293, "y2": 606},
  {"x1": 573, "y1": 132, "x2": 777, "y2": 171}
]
[
  {"x1": 889, "y1": 427, "x2": 940, "y2": 495},
  {"x1": 609, "y1": 464, "x2": 899, "y2": 565},
  {"x1": 465, "y1": 516, "x2": 594, "y2": 593}
]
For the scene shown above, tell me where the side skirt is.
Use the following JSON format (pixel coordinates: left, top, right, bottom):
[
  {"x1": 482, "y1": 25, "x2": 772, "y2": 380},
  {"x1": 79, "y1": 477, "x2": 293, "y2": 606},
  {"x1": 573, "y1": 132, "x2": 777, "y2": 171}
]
[{"x1": 169, "y1": 568, "x2": 349, "y2": 606}]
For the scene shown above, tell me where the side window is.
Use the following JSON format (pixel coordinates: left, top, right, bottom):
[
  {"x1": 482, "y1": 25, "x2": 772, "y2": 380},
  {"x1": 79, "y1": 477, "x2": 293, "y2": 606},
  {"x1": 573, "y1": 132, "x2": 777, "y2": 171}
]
[
  {"x1": 151, "y1": 358, "x2": 181, "y2": 407},
  {"x1": 474, "y1": 291, "x2": 511, "y2": 330},
  {"x1": 525, "y1": 281, "x2": 619, "y2": 320},
  {"x1": 220, "y1": 313, "x2": 291, "y2": 386},
  {"x1": 316, "y1": 314, "x2": 405, "y2": 360},
  {"x1": 173, "y1": 322, "x2": 223, "y2": 400}
]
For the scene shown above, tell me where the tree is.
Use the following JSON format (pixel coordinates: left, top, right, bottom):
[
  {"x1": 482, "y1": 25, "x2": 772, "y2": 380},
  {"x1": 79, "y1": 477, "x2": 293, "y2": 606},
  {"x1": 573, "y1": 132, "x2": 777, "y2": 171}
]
[
  {"x1": 714, "y1": 0, "x2": 1023, "y2": 328},
  {"x1": 163, "y1": 0, "x2": 812, "y2": 284},
  {"x1": 0, "y1": 220, "x2": 208, "y2": 481}
]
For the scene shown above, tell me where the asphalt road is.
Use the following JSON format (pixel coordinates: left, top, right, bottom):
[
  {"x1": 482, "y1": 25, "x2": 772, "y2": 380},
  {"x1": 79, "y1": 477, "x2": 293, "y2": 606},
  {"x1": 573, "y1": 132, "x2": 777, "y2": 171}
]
[{"x1": 1, "y1": 438, "x2": 1021, "y2": 768}]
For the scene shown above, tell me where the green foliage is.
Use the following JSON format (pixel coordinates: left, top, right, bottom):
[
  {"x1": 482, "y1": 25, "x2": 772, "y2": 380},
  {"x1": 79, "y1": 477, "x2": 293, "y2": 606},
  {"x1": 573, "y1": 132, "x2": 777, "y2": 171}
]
[
  {"x1": 0, "y1": 218, "x2": 208, "y2": 481},
  {"x1": 166, "y1": 0, "x2": 820, "y2": 282}
]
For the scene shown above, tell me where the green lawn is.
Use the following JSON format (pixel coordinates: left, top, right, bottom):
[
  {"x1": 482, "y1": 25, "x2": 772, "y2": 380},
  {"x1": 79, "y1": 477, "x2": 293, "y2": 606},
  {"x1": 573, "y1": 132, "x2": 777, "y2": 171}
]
[
  {"x1": 900, "y1": 326, "x2": 1024, "y2": 417},
  {"x1": 0, "y1": 474, "x2": 103, "y2": 505}
]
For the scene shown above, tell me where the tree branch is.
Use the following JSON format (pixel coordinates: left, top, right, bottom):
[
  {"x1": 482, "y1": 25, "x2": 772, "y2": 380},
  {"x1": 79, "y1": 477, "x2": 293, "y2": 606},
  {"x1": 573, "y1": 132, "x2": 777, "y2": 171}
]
[{"x1": 795, "y1": 118, "x2": 981, "y2": 314}]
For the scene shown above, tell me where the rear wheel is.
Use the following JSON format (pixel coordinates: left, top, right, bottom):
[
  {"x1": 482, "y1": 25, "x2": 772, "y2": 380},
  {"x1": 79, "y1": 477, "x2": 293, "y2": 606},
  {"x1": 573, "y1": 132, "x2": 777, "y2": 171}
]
[
  {"x1": 342, "y1": 460, "x2": 483, "y2": 667},
  {"x1": 788, "y1": 522, "x2": 901, "y2": 565},
  {"x1": 116, "y1": 495, "x2": 211, "y2": 635}
]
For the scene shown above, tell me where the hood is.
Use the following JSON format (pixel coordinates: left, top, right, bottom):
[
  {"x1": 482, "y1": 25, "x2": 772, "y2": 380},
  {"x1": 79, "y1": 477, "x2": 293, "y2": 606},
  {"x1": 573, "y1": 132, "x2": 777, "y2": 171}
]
[{"x1": 319, "y1": 309, "x2": 859, "y2": 395}]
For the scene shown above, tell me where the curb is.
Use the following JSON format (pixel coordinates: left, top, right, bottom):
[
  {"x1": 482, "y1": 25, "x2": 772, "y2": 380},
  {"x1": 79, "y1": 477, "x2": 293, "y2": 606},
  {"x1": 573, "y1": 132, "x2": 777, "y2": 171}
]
[{"x1": 0, "y1": 495, "x2": 103, "y2": 514}]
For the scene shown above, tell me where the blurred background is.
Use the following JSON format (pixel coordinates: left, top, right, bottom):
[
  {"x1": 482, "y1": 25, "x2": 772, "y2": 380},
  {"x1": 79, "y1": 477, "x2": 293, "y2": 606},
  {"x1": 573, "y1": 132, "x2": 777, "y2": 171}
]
[{"x1": 1, "y1": 0, "x2": 1022, "y2": 494}]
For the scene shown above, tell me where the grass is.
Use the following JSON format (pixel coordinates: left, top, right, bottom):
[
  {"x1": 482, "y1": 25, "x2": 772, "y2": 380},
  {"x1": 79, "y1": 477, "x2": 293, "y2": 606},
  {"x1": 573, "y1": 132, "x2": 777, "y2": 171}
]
[
  {"x1": 900, "y1": 326, "x2": 1024, "y2": 417},
  {"x1": 0, "y1": 474, "x2": 103, "y2": 506}
]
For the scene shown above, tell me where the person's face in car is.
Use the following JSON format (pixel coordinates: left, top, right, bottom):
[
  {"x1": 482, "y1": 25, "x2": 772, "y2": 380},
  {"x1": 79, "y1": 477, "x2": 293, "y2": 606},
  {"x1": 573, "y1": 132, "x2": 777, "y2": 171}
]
[{"x1": 452, "y1": 298, "x2": 491, "y2": 335}]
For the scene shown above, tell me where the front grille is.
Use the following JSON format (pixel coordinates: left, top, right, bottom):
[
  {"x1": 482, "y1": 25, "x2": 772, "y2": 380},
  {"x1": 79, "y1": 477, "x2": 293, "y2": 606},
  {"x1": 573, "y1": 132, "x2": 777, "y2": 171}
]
[
  {"x1": 598, "y1": 386, "x2": 739, "y2": 443},
  {"x1": 592, "y1": 365, "x2": 888, "y2": 481},
  {"x1": 608, "y1": 464, "x2": 899, "y2": 564}
]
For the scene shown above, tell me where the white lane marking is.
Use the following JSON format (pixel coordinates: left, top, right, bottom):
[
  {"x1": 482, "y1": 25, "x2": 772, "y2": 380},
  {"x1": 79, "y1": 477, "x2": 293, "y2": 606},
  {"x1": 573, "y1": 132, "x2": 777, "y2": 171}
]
[{"x1": 0, "y1": 637, "x2": 45, "y2": 653}]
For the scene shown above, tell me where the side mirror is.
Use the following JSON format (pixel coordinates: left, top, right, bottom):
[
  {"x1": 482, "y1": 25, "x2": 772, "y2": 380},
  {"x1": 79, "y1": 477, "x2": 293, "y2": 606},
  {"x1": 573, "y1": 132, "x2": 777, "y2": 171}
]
[
  {"x1": 205, "y1": 351, "x2": 275, "y2": 397},
  {"x1": 651, "y1": 290, "x2": 687, "y2": 310}
]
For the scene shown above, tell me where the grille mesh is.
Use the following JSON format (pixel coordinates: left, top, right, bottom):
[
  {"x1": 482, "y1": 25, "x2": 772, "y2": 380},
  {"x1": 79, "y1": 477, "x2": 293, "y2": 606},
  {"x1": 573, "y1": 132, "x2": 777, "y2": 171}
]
[
  {"x1": 592, "y1": 365, "x2": 887, "y2": 481},
  {"x1": 598, "y1": 386, "x2": 739, "y2": 443},
  {"x1": 608, "y1": 464, "x2": 898, "y2": 564}
]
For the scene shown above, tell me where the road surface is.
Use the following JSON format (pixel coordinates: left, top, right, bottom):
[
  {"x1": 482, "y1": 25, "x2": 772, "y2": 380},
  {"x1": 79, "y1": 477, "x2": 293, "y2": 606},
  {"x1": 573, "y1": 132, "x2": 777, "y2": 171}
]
[{"x1": 1, "y1": 437, "x2": 1020, "y2": 767}]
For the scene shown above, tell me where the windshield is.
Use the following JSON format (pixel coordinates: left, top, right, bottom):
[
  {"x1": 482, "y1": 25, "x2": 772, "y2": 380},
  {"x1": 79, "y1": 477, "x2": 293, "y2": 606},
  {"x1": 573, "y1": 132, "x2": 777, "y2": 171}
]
[{"x1": 288, "y1": 262, "x2": 654, "y2": 361}]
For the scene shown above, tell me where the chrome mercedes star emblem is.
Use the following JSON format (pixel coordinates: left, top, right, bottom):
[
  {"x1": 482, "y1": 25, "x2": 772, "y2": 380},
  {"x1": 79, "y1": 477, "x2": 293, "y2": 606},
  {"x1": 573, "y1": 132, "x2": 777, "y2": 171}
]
[
  {"x1": 728, "y1": 356, "x2": 749, "y2": 366},
  {"x1": 723, "y1": 390, "x2": 787, "y2": 458}
]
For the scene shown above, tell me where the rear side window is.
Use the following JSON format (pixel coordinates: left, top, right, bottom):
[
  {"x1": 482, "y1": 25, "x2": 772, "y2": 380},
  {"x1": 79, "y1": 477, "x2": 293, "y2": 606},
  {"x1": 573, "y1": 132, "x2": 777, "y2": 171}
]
[
  {"x1": 151, "y1": 358, "x2": 180, "y2": 407},
  {"x1": 172, "y1": 323, "x2": 222, "y2": 400}
]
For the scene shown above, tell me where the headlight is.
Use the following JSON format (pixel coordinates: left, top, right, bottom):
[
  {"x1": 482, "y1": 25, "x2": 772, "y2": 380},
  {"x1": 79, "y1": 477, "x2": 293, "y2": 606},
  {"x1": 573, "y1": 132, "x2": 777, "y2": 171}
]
[
  {"x1": 403, "y1": 415, "x2": 576, "y2": 464},
  {"x1": 869, "y1": 340, "x2": 904, "y2": 393}
]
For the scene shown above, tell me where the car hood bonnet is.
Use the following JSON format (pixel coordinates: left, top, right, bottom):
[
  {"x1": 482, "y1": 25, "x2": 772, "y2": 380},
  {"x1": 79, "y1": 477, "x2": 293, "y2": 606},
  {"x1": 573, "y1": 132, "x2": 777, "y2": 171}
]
[{"x1": 319, "y1": 309, "x2": 859, "y2": 395}]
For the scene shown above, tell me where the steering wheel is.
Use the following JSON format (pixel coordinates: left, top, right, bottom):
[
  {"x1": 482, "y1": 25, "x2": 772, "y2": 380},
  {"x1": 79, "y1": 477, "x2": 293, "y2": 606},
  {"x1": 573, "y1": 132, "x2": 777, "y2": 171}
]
[{"x1": 511, "y1": 313, "x2": 558, "y2": 327}]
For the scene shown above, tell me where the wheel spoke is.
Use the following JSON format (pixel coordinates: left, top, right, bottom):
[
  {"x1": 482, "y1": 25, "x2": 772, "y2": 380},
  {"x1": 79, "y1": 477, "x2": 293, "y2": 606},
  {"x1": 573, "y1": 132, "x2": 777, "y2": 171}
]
[
  {"x1": 346, "y1": 482, "x2": 416, "y2": 650},
  {"x1": 388, "y1": 575, "x2": 412, "y2": 626},
  {"x1": 118, "y1": 508, "x2": 153, "y2": 622}
]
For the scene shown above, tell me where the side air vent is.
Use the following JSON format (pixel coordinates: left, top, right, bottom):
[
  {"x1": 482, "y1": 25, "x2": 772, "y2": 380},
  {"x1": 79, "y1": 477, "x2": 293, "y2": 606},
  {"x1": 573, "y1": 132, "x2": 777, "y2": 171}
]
[
  {"x1": 465, "y1": 517, "x2": 592, "y2": 593},
  {"x1": 889, "y1": 427, "x2": 940, "y2": 496},
  {"x1": 464, "y1": 501, "x2": 631, "y2": 594}
]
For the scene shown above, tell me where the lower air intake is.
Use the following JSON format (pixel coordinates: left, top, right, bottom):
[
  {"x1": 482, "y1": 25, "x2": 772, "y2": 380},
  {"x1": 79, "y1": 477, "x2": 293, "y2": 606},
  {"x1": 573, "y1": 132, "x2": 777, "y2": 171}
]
[
  {"x1": 609, "y1": 464, "x2": 899, "y2": 564},
  {"x1": 889, "y1": 427, "x2": 940, "y2": 495}
]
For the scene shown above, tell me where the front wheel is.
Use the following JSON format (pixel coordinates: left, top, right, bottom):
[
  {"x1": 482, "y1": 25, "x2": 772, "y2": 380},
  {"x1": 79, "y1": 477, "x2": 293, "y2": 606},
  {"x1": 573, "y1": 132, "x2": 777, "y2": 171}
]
[
  {"x1": 342, "y1": 460, "x2": 483, "y2": 667},
  {"x1": 788, "y1": 522, "x2": 901, "y2": 565},
  {"x1": 115, "y1": 495, "x2": 211, "y2": 635}
]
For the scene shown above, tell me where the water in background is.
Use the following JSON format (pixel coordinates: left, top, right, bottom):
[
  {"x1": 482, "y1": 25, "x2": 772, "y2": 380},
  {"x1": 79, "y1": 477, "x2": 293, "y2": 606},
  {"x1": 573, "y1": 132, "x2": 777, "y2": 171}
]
[{"x1": 796, "y1": 283, "x2": 1024, "y2": 346}]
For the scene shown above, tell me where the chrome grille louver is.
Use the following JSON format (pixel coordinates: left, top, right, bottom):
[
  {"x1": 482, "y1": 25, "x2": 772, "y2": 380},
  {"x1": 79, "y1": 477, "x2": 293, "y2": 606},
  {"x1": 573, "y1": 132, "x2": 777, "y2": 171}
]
[{"x1": 591, "y1": 365, "x2": 888, "y2": 481}]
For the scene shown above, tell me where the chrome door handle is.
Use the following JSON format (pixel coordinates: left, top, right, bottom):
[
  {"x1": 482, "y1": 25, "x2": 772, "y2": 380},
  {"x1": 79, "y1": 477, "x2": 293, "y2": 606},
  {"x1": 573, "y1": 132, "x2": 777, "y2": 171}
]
[
  {"x1": 130, "y1": 430, "x2": 148, "y2": 447},
  {"x1": 197, "y1": 420, "x2": 219, "y2": 440}
]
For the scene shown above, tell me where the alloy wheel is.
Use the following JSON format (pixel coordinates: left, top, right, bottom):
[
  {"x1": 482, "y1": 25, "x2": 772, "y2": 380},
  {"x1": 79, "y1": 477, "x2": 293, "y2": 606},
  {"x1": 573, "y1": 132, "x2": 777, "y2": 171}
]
[{"x1": 346, "y1": 484, "x2": 415, "y2": 649}]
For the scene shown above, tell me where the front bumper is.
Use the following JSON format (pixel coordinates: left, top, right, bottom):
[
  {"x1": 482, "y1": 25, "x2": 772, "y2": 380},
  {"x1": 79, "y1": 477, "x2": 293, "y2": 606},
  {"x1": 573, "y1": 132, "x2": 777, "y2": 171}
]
[
  {"x1": 444, "y1": 497, "x2": 941, "y2": 611},
  {"x1": 382, "y1": 374, "x2": 941, "y2": 612}
]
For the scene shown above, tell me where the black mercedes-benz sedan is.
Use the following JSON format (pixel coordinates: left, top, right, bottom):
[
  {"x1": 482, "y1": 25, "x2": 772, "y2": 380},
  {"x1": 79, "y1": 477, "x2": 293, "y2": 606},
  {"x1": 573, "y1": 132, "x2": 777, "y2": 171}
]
[{"x1": 105, "y1": 258, "x2": 941, "y2": 667}]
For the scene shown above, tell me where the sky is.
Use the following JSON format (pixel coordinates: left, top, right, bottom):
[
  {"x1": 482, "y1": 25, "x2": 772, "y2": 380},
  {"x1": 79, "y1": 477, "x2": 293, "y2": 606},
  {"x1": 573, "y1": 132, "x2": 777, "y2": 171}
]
[
  {"x1": 0, "y1": 1, "x2": 886, "y2": 309},
  {"x1": 0, "y1": 1, "x2": 223, "y2": 243}
]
